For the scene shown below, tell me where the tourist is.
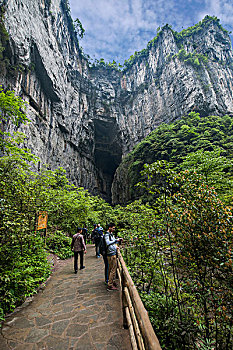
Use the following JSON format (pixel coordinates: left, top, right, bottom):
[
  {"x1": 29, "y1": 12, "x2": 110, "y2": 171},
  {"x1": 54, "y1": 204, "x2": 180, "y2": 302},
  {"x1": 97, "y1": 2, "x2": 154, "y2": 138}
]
[
  {"x1": 99, "y1": 230, "x2": 108, "y2": 284},
  {"x1": 91, "y1": 224, "x2": 97, "y2": 244},
  {"x1": 71, "y1": 227, "x2": 87, "y2": 273},
  {"x1": 92, "y1": 223, "x2": 103, "y2": 258},
  {"x1": 82, "y1": 226, "x2": 88, "y2": 244},
  {"x1": 105, "y1": 223, "x2": 123, "y2": 291}
]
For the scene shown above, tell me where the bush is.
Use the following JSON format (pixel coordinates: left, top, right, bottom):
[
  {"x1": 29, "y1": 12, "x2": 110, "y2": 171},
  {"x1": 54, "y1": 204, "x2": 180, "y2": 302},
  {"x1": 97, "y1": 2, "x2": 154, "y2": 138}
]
[
  {"x1": 46, "y1": 231, "x2": 73, "y2": 259},
  {"x1": 0, "y1": 235, "x2": 51, "y2": 316}
]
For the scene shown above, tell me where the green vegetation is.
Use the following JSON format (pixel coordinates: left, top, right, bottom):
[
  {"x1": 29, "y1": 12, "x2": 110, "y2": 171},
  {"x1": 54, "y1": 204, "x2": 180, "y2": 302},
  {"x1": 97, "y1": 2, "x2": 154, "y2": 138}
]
[
  {"x1": 74, "y1": 18, "x2": 85, "y2": 39},
  {"x1": 119, "y1": 165, "x2": 233, "y2": 349},
  {"x1": 0, "y1": 88, "x2": 114, "y2": 320},
  {"x1": 0, "y1": 5, "x2": 10, "y2": 74},
  {"x1": 173, "y1": 15, "x2": 230, "y2": 42},
  {"x1": 88, "y1": 57, "x2": 123, "y2": 71},
  {"x1": 46, "y1": 231, "x2": 72, "y2": 259},
  {"x1": 113, "y1": 111, "x2": 233, "y2": 347},
  {"x1": 123, "y1": 47, "x2": 149, "y2": 71},
  {"x1": 84, "y1": 15, "x2": 229, "y2": 72},
  {"x1": 61, "y1": 0, "x2": 84, "y2": 54},
  {"x1": 121, "y1": 16, "x2": 228, "y2": 72},
  {"x1": 119, "y1": 112, "x2": 233, "y2": 203},
  {"x1": 1, "y1": 87, "x2": 232, "y2": 347},
  {"x1": 173, "y1": 48, "x2": 208, "y2": 69},
  {"x1": 123, "y1": 15, "x2": 233, "y2": 73}
]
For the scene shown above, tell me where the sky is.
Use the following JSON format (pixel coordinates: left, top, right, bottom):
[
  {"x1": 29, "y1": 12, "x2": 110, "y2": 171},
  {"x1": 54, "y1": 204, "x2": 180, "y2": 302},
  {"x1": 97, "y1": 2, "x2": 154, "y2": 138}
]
[{"x1": 69, "y1": 0, "x2": 233, "y2": 64}]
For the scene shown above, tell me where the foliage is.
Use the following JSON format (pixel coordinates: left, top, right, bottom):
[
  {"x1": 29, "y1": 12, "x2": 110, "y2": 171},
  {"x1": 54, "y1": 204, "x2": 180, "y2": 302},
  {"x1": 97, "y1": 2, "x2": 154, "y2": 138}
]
[
  {"x1": 74, "y1": 18, "x2": 85, "y2": 39},
  {"x1": 123, "y1": 48, "x2": 149, "y2": 71},
  {"x1": 46, "y1": 231, "x2": 72, "y2": 259},
  {"x1": 0, "y1": 87, "x2": 28, "y2": 124},
  {"x1": 141, "y1": 292, "x2": 188, "y2": 349},
  {"x1": 121, "y1": 163, "x2": 233, "y2": 349},
  {"x1": 88, "y1": 16, "x2": 225, "y2": 72},
  {"x1": 168, "y1": 171, "x2": 233, "y2": 348},
  {"x1": 60, "y1": 0, "x2": 83, "y2": 55},
  {"x1": 174, "y1": 48, "x2": 208, "y2": 69},
  {"x1": 172, "y1": 15, "x2": 229, "y2": 43},
  {"x1": 88, "y1": 57, "x2": 122, "y2": 71},
  {"x1": 117, "y1": 112, "x2": 233, "y2": 203},
  {"x1": 122, "y1": 24, "x2": 170, "y2": 71},
  {"x1": 122, "y1": 16, "x2": 228, "y2": 72},
  {"x1": 0, "y1": 235, "x2": 51, "y2": 318},
  {"x1": 180, "y1": 148, "x2": 233, "y2": 201},
  {"x1": 0, "y1": 89, "x2": 117, "y2": 320},
  {"x1": 0, "y1": 5, "x2": 10, "y2": 73},
  {"x1": 1, "y1": 84, "x2": 233, "y2": 350}
]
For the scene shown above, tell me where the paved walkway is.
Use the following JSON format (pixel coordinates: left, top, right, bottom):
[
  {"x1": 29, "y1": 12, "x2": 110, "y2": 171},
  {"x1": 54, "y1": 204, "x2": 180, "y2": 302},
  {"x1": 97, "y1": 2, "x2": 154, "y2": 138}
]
[{"x1": 0, "y1": 245, "x2": 131, "y2": 350}]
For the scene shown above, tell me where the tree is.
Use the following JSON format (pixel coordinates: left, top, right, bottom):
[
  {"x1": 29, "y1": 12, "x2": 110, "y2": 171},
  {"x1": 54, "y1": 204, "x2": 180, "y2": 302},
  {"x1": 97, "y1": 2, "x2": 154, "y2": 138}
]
[
  {"x1": 169, "y1": 171, "x2": 233, "y2": 348},
  {"x1": 74, "y1": 18, "x2": 85, "y2": 39},
  {"x1": 181, "y1": 147, "x2": 233, "y2": 201},
  {"x1": 123, "y1": 161, "x2": 233, "y2": 348},
  {"x1": 0, "y1": 87, "x2": 29, "y2": 154}
]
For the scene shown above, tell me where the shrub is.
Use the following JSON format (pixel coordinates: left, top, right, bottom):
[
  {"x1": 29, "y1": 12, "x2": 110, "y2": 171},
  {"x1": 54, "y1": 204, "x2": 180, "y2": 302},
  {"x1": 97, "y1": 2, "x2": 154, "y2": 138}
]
[{"x1": 46, "y1": 231, "x2": 72, "y2": 259}]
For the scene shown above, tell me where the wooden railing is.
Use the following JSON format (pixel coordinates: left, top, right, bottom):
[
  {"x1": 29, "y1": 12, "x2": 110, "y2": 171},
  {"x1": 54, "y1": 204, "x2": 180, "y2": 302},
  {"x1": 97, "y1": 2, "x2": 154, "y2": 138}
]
[{"x1": 117, "y1": 250, "x2": 162, "y2": 350}]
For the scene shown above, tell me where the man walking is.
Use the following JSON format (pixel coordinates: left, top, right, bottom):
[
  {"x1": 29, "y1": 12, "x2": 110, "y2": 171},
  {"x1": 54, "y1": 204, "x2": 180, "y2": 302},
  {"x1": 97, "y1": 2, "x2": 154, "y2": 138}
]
[
  {"x1": 105, "y1": 223, "x2": 122, "y2": 291},
  {"x1": 71, "y1": 227, "x2": 87, "y2": 273}
]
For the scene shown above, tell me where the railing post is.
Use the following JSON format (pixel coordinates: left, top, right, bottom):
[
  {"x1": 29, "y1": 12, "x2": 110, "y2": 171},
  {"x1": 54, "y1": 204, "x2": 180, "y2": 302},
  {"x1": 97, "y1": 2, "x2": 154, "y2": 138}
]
[
  {"x1": 118, "y1": 256, "x2": 128, "y2": 329},
  {"x1": 118, "y1": 251, "x2": 162, "y2": 350}
]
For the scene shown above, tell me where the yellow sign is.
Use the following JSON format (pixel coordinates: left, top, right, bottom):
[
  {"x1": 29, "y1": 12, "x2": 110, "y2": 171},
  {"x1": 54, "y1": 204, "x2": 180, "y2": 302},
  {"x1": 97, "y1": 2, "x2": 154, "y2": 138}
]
[{"x1": 37, "y1": 211, "x2": 48, "y2": 230}]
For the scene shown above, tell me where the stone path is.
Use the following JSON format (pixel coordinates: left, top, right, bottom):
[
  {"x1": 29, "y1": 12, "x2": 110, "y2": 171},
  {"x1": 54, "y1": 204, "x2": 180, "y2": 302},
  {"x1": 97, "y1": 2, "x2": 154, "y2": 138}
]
[{"x1": 0, "y1": 245, "x2": 131, "y2": 350}]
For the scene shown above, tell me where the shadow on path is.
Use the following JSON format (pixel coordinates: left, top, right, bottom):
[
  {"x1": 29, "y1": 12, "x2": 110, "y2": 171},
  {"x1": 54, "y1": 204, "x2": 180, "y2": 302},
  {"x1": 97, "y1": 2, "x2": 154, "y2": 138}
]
[{"x1": 0, "y1": 245, "x2": 131, "y2": 350}]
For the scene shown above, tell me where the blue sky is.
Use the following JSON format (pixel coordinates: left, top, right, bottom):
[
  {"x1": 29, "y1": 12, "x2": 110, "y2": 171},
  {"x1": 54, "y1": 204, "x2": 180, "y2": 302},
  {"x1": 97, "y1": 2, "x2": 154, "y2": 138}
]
[{"x1": 69, "y1": 0, "x2": 233, "y2": 64}]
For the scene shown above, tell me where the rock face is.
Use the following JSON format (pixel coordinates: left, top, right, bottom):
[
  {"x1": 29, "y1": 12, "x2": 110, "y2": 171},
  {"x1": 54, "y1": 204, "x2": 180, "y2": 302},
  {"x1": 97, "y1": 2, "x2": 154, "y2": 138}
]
[{"x1": 1, "y1": 0, "x2": 233, "y2": 202}]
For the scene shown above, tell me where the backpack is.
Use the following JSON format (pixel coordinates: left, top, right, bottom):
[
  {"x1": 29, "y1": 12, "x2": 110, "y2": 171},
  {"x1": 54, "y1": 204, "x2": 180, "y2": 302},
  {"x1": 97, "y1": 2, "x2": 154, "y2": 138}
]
[
  {"x1": 99, "y1": 234, "x2": 107, "y2": 256},
  {"x1": 73, "y1": 234, "x2": 85, "y2": 251},
  {"x1": 96, "y1": 226, "x2": 103, "y2": 237}
]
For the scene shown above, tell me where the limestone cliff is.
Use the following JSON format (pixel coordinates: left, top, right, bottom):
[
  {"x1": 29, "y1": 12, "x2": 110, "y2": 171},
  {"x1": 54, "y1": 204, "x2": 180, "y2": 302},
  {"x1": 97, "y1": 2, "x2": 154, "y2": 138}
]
[{"x1": 0, "y1": 0, "x2": 233, "y2": 202}]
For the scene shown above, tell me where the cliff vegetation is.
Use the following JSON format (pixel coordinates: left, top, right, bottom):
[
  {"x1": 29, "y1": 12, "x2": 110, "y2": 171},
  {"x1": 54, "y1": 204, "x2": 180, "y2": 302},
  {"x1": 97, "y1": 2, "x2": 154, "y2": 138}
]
[
  {"x1": 122, "y1": 15, "x2": 232, "y2": 71},
  {"x1": 1, "y1": 91, "x2": 232, "y2": 349},
  {"x1": 0, "y1": 6, "x2": 233, "y2": 348},
  {"x1": 114, "y1": 111, "x2": 233, "y2": 204},
  {"x1": 84, "y1": 15, "x2": 231, "y2": 72}
]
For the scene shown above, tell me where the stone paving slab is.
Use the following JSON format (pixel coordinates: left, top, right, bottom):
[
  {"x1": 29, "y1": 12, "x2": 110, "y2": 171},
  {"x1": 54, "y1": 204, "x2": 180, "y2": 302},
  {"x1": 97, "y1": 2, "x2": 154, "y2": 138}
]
[{"x1": 0, "y1": 245, "x2": 131, "y2": 350}]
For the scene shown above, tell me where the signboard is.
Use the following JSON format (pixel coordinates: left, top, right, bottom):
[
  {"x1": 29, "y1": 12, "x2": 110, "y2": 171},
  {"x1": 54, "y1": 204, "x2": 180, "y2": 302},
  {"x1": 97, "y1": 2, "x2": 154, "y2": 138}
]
[{"x1": 37, "y1": 211, "x2": 48, "y2": 230}]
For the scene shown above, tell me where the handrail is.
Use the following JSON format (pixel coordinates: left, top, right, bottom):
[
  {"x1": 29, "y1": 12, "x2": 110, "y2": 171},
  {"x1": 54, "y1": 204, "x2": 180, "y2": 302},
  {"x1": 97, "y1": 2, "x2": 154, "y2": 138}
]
[{"x1": 117, "y1": 250, "x2": 162, "y2": 350}]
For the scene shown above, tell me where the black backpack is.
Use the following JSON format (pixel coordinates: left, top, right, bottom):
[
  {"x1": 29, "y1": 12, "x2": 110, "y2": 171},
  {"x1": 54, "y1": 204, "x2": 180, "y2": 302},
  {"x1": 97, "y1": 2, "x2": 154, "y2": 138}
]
[
  {"x1": 99, "y1": 234, "x2": 107, "y2": 256},
  {"x1": 96, "y1": 227, "x2": 103, "y2": 237}
]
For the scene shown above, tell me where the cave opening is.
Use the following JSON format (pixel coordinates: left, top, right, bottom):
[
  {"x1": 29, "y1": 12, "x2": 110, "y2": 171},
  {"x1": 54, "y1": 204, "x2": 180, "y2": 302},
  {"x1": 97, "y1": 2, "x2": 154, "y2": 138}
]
[{"x1": 93, "y1": 118, "x2": 122, "y2": 203}]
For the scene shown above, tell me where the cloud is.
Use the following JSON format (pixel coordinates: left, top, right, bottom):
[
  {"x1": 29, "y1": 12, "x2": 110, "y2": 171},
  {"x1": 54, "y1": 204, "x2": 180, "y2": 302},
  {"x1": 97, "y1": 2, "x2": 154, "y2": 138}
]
[
  {"x1": 198, "y1": 0, "x2": 233, "y2": 27},
  {"x1": 69, "y1": 0, "x2": 233, "y2": 63}
]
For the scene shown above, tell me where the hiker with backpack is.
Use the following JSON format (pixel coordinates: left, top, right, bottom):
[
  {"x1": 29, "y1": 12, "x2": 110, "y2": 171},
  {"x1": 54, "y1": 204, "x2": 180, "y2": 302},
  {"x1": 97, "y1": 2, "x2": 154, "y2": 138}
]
[
  {"x1": 104, "y1": 223, "x2": 123, "y2": 291},
  {"x1": 71, "y1": 227, "x2": 87, "y2": 273},
  {"x1": 82, "y1": 226, "x2": 88, "y2": 244},
  {"x1": 99, "y1": 229, "x2": 108, "y2": 285},
  {"x1": 91, "y1": 224, "x2": 97, "y2": 244},
  {"x1": 93, "y1": 223, "x2": 103, "y2": 258}
]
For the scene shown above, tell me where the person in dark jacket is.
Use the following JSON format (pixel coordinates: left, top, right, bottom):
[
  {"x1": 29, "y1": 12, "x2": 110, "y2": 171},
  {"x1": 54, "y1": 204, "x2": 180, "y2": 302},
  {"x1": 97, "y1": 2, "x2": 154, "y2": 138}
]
[
  {"x1": 71, "y1": 227, "x2": 87, "y2": 273},
  {"x1": 91, "y1": 224, "x2": 97, "y2": 244},
  {"x1": 92, "y1": 224, "x2": 103, "y2": 258},
  {"x1": 104, "y1": 223, "x2": 122, "y2": 290},
  {"x1": 100, "y1": 232, "x2": 109, "y2": 284},
  {"x1": 82, "y1": 226, "x2": 88, "y2": 244}
]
